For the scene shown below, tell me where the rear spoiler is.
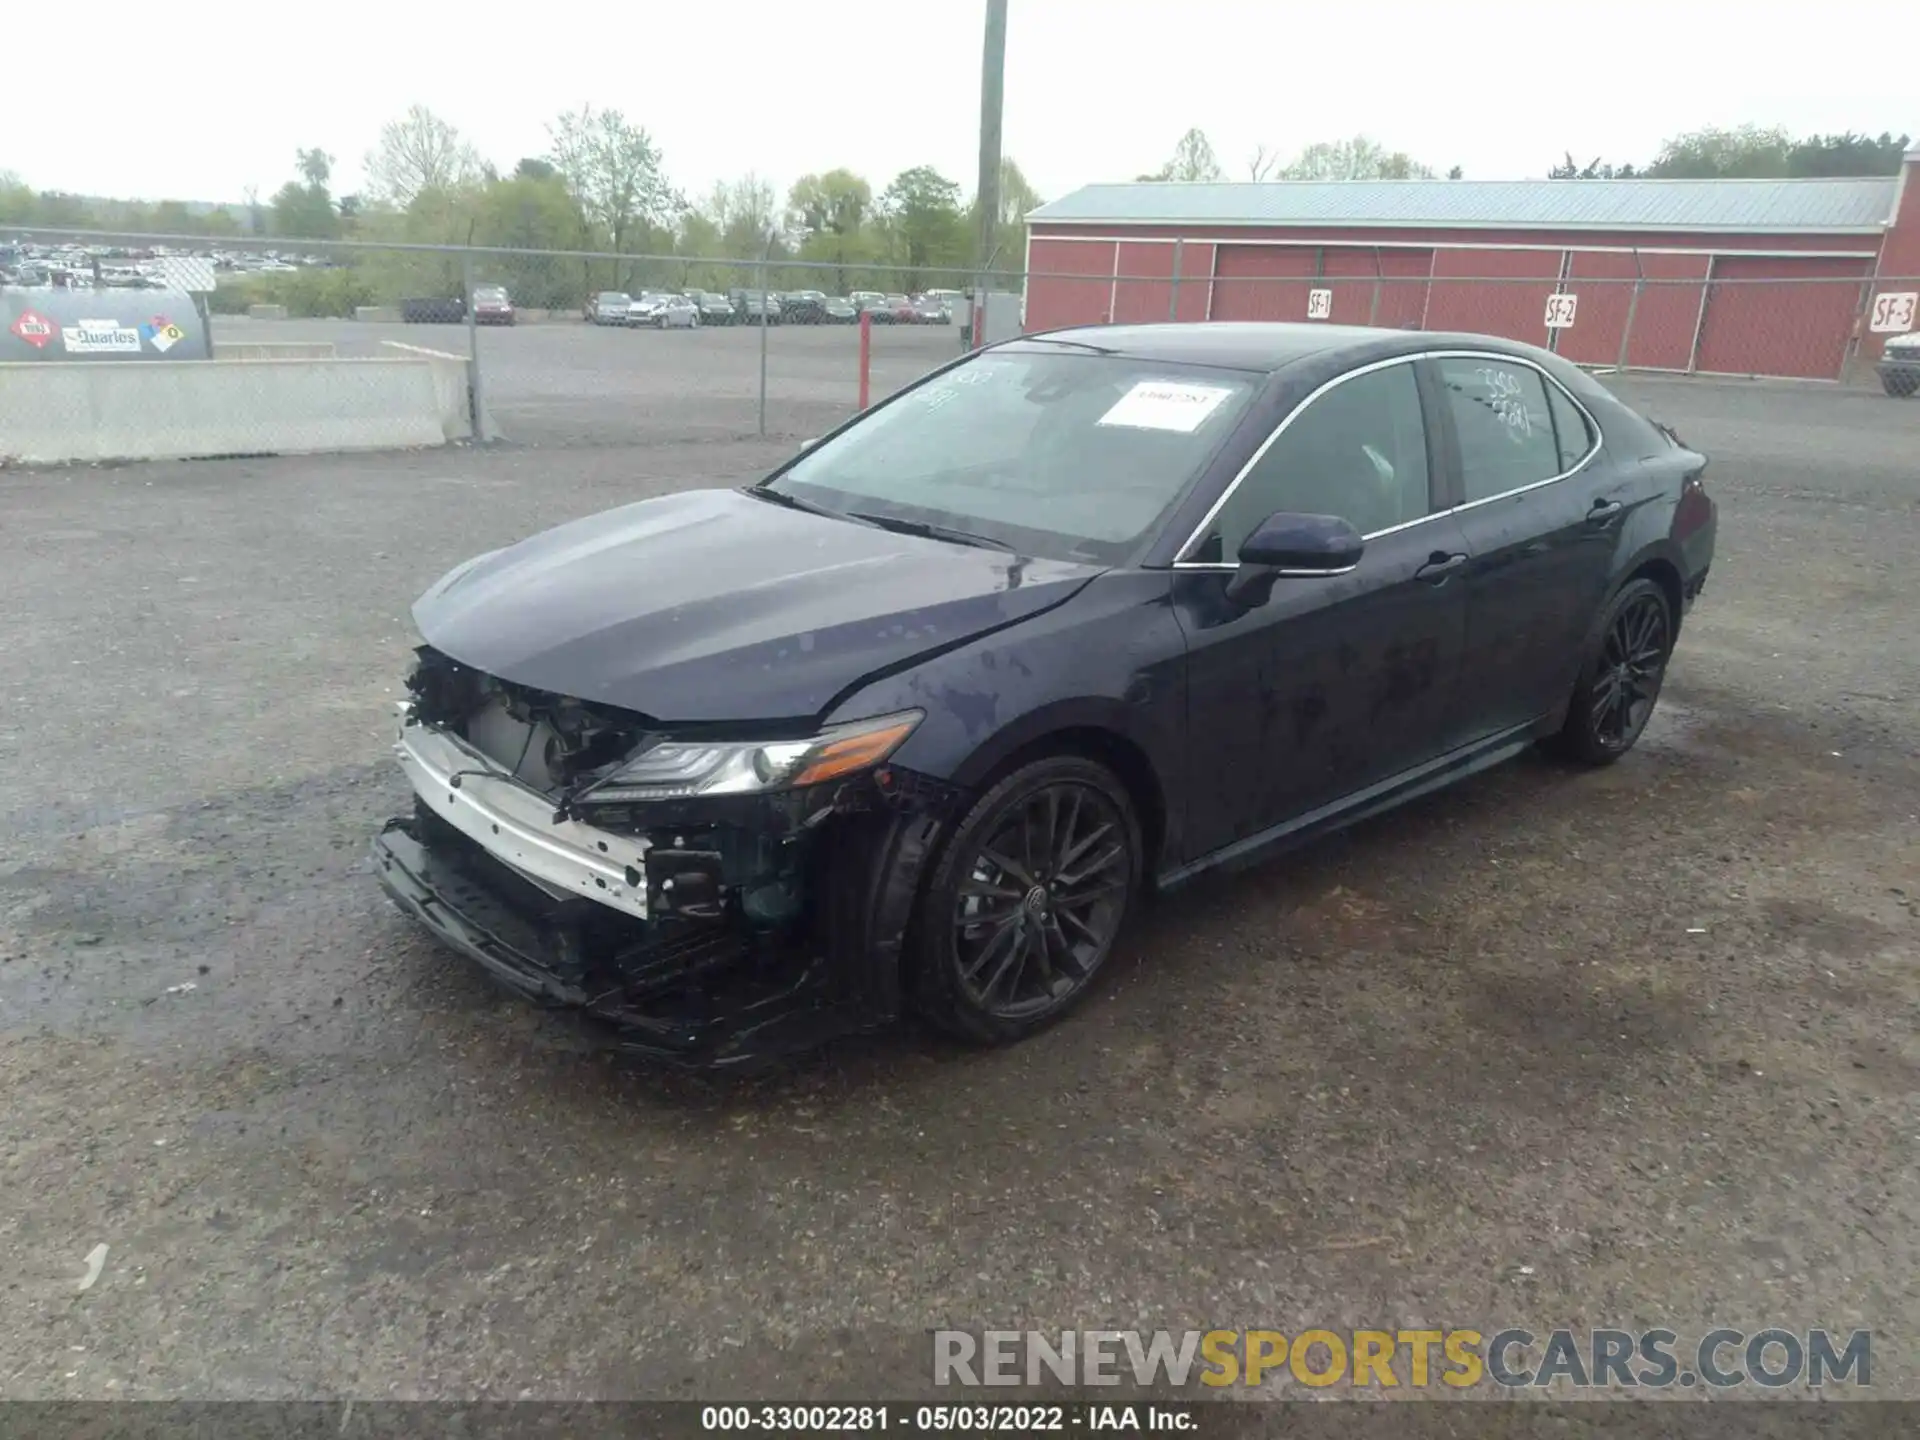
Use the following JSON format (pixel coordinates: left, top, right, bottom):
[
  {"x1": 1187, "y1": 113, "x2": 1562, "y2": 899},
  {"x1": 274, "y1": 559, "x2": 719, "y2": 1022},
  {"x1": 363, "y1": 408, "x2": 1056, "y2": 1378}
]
[{"x1": 1651, "y1": 419, "x2": 1688, "y2": 449}]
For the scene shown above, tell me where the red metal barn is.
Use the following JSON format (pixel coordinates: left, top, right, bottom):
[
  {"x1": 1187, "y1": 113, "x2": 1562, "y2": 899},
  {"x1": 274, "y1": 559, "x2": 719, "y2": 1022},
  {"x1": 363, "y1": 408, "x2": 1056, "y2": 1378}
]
[{"x1": 1023, "y1": 152, "x2": 1920, "y2": 381}]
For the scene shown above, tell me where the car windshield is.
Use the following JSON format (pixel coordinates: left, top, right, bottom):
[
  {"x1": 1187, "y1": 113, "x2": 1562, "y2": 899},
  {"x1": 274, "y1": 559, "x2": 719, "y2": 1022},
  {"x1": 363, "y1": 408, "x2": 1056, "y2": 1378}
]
[{"x1": 763, "y1": 347, "x2": 1259, "y2": 563}]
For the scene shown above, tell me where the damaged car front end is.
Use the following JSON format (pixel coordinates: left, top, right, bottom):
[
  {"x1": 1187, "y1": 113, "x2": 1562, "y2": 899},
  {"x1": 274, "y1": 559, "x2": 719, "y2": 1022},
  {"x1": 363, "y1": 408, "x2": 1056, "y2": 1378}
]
[{"x1": 374, "y1": 647, "x2": 960, "y2": 1066}]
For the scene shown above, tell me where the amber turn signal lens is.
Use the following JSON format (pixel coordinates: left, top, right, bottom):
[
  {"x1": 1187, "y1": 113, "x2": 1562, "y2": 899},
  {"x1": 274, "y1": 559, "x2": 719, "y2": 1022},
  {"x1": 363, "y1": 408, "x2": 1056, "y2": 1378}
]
[{"x1": 792, "y1": 719, "x2": 919, "y2": 786}]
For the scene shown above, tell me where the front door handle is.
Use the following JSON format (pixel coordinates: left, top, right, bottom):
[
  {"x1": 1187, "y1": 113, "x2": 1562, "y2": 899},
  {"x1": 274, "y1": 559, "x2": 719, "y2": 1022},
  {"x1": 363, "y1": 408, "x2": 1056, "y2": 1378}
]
[
  {"x1": 1586, "y1": 498, "x2": 1624, "y2": 526},
  {"x1": 1415, "y1": 550, "x2": 1468, "y2": 584}
]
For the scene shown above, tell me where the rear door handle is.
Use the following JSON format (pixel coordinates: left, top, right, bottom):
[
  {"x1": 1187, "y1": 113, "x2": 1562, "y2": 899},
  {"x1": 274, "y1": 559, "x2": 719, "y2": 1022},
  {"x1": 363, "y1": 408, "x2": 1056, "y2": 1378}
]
[
  {"x1": 1586, "y1": 498, "x2": 1624, "y2": 526},
  {"x1": 1415, "y1": 550, "x2": 1468, "y2": 584}
]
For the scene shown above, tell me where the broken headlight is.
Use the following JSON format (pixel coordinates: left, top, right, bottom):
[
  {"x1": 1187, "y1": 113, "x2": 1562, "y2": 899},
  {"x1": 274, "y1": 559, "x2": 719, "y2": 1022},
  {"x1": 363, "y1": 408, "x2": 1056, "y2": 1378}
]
[{"x1": 582, "y1": 710, "x2": 922, "y2": 803}]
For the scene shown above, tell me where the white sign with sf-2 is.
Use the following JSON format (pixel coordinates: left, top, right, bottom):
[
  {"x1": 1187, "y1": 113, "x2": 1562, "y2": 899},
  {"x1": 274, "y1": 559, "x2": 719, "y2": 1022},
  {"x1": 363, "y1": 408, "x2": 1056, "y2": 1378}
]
[{"x1": 1544, "y1": 293, "x2": 1578, "y2": 329}]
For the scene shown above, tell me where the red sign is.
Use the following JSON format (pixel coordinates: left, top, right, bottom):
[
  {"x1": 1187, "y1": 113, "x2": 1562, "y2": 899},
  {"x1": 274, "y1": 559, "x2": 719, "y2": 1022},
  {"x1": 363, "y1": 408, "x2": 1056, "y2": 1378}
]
[{"x1": 10, "y1": 309, "x2": 54, "y2": 348}]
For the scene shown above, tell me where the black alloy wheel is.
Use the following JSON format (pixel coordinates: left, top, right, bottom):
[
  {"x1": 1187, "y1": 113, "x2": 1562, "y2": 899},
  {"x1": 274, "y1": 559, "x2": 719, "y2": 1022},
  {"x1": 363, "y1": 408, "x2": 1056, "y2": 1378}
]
[
  {"x1": 913, "y1": 755, "x2": 1140, "y2": 1044},
  {"x1": 1551, "y1": 578, "x2": 1673, "y2": 765},
  {"x1": 1884, "y1": 371, "x2": 1917, "y2": 398}
]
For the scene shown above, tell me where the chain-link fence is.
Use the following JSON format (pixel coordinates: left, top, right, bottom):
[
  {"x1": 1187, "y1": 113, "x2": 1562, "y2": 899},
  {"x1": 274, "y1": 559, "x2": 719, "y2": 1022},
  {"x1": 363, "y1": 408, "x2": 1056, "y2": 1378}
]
[{"x1": 5, "y1": 226, "x2": 1916, "y2": 458}]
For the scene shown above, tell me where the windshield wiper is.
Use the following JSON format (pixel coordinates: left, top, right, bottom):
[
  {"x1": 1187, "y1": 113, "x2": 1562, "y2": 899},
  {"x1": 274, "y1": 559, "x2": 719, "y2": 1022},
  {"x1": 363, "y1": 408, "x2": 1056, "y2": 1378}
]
[
  {"x1": 1020, "y1": 336, "x2": 1120, "y2": 355},
  {"x1": 847, "y1": 511, "x2": 1016, "y2": 552},
  {"x1": 743, "y1": 484, "x2": 841, "y2": 519}
]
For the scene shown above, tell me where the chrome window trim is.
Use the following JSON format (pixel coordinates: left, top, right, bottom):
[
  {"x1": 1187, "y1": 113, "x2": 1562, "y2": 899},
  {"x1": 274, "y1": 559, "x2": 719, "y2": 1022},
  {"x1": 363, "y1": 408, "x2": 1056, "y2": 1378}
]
[{"x1": 1171, "y1": 348, "x2": 1604, "y2": 570}]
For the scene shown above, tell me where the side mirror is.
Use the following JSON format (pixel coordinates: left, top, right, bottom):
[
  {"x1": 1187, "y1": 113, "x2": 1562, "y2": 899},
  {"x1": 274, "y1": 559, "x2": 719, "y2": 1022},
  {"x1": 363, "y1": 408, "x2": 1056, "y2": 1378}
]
[{"x1": 1223, "y1": 511, "x2": 1364, "y2": 607}]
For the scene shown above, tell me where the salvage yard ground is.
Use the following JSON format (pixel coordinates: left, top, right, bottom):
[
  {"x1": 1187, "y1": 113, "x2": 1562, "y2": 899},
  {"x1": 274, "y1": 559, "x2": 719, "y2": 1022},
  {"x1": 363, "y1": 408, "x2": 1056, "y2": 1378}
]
[{"x1": 1, "y1": 358, "x2": 1916, "y2": 1400}]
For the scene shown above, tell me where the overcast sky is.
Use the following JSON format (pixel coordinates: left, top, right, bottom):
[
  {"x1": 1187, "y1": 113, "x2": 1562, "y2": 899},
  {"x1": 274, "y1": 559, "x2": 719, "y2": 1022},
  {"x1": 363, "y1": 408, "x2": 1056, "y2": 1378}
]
[{"x1": 3, "y1": 0, "x2": 1909, "y2": 207}]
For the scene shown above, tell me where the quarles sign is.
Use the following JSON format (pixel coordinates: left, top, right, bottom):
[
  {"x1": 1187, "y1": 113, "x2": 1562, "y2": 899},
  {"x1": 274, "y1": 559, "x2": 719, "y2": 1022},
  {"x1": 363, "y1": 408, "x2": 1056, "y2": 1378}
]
[{"x1": 2, "y1": 287, "x2": 210, "y2": 361}]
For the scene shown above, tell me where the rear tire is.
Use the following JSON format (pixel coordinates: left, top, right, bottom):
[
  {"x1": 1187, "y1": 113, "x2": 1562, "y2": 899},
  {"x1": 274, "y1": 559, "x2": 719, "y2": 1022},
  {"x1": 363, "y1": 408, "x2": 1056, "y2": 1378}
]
[
  {"x1": 1883, "y1": 371, "x2": 1918, "y2": 398},
  {"x1": 1546, "y1": 577, "x2": 1673, "y2": 766},
  {"x1": 910, "y1": 755, "x2": 1140, "y2": 1046}
]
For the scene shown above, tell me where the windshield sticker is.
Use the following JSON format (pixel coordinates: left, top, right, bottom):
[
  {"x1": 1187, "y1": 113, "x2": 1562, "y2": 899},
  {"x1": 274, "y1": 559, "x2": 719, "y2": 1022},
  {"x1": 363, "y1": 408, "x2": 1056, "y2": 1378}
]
[{"x1": 1097, "y1": 381, "x2": 1236, "y2": 433}]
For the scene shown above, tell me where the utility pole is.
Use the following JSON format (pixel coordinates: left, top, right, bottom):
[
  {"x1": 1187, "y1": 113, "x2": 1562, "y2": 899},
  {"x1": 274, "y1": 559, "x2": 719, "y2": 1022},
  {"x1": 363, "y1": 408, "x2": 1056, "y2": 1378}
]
[{"x1": 972, "y1": 0, "x2": 1008, "y2": 348}]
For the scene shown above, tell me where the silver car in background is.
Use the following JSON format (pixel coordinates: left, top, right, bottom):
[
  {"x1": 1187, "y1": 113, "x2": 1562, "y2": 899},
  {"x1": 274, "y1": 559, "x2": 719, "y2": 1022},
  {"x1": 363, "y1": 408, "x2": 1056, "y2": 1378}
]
[
  {"x1": 647, "y1": 294, "x2": 701, "y2": 330},
  {"x1": 587, "y1": 291, "x2": 632, "y2": 325}
]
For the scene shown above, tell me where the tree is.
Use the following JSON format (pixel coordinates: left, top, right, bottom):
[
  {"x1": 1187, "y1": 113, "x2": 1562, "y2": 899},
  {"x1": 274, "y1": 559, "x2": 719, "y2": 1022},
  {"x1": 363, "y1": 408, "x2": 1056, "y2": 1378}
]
[
  {"x1": 296, "y1": 148, "x2": 332, "y2": 189},
  {"x1": 1278, "y1": 136, "x2": 1434, "y2": 181},
  {"x1": 365, "y1": 105, "x2": 480, "y2": 208},
  {"x1": 788, "y1": 168, "x2": 872, "y2": 237},
  {"x1": 1646, "y1": 124, "x2": 1792, "y2": 178},
  {"x1": 704, "y1": 174, "x2": 782, "y2": 255},
  {"x1": 1548, "y1": 152, "x2": 1639, "y2": 179},
  {"x1": 1248, "y1": 145, "x2": 1280, "y2": 182},
  {"x1": 0, "y1": 171, "x2": 30, "y2": 225},
  {"x1": 972, "y1": 155, "x2": 1041, "y2": 270},
  {"x1": 1138, "y1": 128, "x2": 1223, "y2": 182},
  {"x1": 1447, "y1": 165, "x2": 1464, "y2": 180},
  {"x1": 880, "y1": 166, "x2": 966, "y2": 281},
  {"x1": 271, "y1": 147, "x2": 338, "y2": 238},
  {"x1": 548, "y1": 104, "x2": 676, "y2": 255},
  {"x1": 514, "y1": 157, "x2": 558, "y2": 182},
  {"x1": 474, "y1": 170, "x2": 586, "y2": 304},
  {"x1": 1787, "y1": 131, "x2": 1908, "y2": 177}
]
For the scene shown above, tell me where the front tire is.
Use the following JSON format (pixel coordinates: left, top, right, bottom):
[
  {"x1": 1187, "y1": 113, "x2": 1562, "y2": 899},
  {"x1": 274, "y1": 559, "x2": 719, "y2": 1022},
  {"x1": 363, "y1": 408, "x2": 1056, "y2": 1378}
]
[
  {"x1": 1883, "y1": 370, "x2": 1918, "y2": 398},
  {"x1": 1548, "y1": 577, "x2": 1673, "y2": 766},
  {"x1": 910, "y1": 755, "x2": 1140, "y2": 1045}
]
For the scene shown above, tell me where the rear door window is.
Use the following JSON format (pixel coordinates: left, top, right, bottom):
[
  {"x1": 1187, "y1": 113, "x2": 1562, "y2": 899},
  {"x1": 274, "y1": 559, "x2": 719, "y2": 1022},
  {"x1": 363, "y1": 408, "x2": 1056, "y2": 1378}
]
[
  {"x1": 1545, "y1": 381, "x2": 1597, "y2": 472},
  {"x1": 1435, "y1": 357, "x2": 1561, "y2": 502}
]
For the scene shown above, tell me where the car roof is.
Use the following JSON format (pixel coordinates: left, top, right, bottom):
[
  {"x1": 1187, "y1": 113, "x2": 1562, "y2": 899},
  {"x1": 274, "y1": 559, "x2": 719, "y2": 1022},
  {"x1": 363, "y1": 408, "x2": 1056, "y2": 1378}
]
[{"x1": 1009, "y1": 321, "x2": 1553, "y2": 374}]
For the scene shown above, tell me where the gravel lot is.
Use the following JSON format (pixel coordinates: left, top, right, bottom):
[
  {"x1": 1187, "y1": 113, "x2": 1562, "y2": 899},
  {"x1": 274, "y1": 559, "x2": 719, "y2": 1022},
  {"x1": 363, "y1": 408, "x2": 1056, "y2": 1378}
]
[{"x1": 1, "y1": 360, "x2": 1916, "y2": 1406}]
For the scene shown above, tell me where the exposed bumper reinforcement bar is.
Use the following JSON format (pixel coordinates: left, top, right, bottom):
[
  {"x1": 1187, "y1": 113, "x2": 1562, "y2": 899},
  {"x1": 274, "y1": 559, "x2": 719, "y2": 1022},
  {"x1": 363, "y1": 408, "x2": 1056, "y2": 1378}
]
[{"x1": 370, "y1": 818, "x2": 871, "y2": 1071}]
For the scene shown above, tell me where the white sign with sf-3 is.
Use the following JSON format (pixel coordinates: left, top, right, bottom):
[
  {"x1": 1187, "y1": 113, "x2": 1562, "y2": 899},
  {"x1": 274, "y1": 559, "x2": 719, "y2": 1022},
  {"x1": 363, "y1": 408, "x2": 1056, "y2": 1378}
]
[{"x1": 1869, "y1": 291, "x2": 1916, "y2": 334}]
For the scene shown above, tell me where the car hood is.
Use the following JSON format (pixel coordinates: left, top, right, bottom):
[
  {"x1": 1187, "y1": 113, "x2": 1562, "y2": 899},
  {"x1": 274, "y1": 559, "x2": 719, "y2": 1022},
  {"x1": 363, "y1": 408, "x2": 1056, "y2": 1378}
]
[{"x1": 413, "y1": 487, "x2": 1103, "y2": 724}]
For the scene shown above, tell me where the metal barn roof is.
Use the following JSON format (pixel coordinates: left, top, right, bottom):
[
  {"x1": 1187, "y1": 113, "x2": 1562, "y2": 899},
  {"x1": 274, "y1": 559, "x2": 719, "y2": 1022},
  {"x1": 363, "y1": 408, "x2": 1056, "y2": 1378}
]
[{"x1": 1026, "y1": 177, "x2": 1901, "y2": 233}]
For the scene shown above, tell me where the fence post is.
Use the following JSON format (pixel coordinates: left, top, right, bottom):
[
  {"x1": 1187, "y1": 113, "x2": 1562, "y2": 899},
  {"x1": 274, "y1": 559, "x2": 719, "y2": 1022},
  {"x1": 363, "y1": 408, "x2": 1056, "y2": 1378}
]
[
  {"x1": 1616, "y1": 279, "x2": 1644, "y2": 374},
  {"x1": 756, "y1": 244, "x2": 770, "y2": 439},
  {"x1": 1370, "y1": 247, "x2": 1383, "y2": 326},
  {"x1": 1169, "y1": 239, "x2": 1183, "y2": 322},
  {"x1": 461, "y1": 251, "x2": 489, "y2": 443},
  {"x1": 858, "y1": 310, "x2": 872, "y2": 409}
]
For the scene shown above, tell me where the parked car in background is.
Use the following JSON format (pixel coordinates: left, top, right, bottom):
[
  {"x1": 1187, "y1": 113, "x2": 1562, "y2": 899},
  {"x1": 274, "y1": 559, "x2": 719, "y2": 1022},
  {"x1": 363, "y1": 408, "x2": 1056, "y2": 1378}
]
[
  {"x1": 1878, "y1": 331, "x2": 1919, "y2": 396},
  {"x1": 372, "y1": 322, "x2": 1715, "y2": 1066},
  {"x1": 822, "y1": 296, "x2": 859, "y2": 324},
  {"x1": 731, "y1": 289, "x2": 781, "y2": 325},
  {"x1": 886, "y1": 294, "x2": 915, "y2": 324},
  {"x1": 689, "y1": 291, "x2": 736, "y2": 325},
  {"x1": 587, "y1": 291, "x2": 632, "y2": 325},
  {"x1": 849, "y1": 290, "x2": 886, "y2": 311},
  {"x1": 858, "y1": 296, "x2": 897, "y2": 324},
  {"x1": 627, "y1": 292, "x2": 669, "y2": 325},
  {"x1": 911, "y1": 296, "x2": 952, "y2": 325},
  {"x1": 781, "y1": 290, "x2": 828, "y2": 325},
  {"x1": 649, "y1": 294, "x2": 701, "y2": 329},
  {"x1": 472, "y1": 286, "x2": 516, "y2": 325},
  {"x1": 401, "y1": 296, "x2": 466, "y2": 324}
]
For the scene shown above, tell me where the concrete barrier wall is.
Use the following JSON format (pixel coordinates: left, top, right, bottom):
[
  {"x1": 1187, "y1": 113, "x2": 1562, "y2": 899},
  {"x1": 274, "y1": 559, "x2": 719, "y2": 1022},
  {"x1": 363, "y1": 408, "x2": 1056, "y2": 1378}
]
[
  {"x1": 217, "y1": 341, "x2": 338, "y2": 360},
  {"x1": 0, "y1": 357, "x2": 472, "y2": 465},
  {"x1": 247, "y1": 304, "x2": 289, "y2": 320},
  {"x1": 354, "y1": 306, "x2": 402, "y2": 323}
]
